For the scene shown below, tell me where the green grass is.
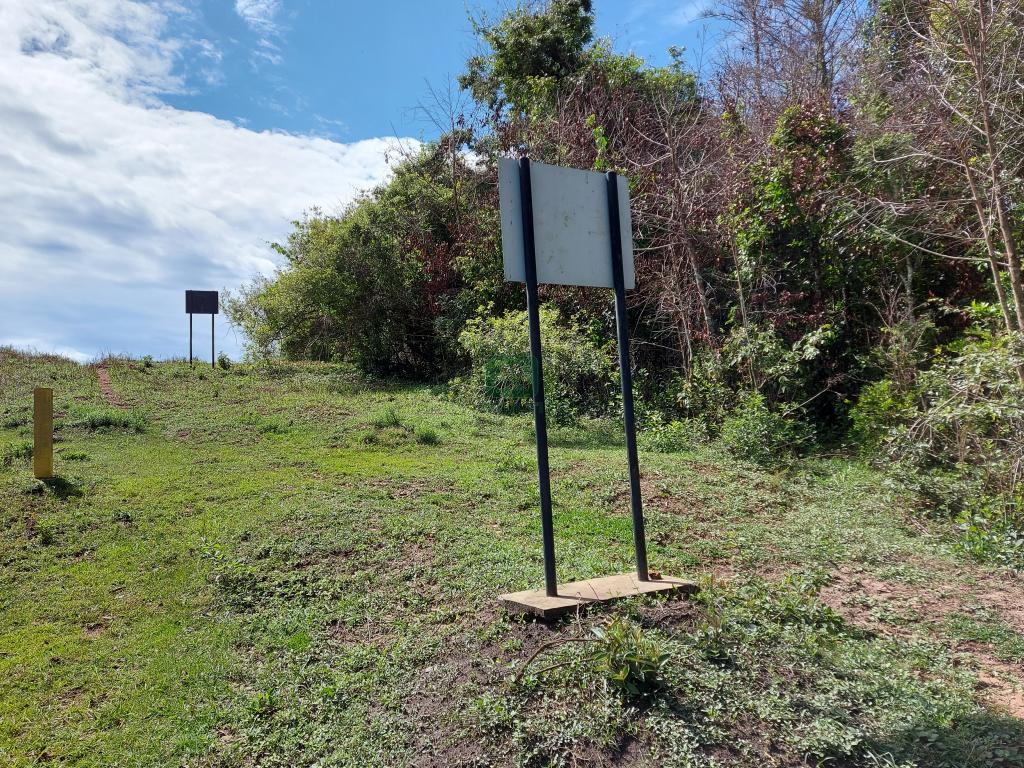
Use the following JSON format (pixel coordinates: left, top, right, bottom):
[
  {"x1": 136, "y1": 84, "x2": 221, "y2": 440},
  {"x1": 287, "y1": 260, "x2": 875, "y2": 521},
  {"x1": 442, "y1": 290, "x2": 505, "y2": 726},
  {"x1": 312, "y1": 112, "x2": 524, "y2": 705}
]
[{"x1": 1, "y1": 349, "x2": 1022, "y2": 767}]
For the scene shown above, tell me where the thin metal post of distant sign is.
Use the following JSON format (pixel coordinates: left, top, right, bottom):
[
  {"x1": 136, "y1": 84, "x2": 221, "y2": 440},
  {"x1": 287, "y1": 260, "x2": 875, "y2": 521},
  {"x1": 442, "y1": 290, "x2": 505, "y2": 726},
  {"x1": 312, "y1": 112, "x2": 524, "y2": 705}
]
[
  {"x1": 497, "y1": 158, "x2": 695, "y2": 618},
  {"x1": 185, "y1": 290, "x2": 219, "y2": 367}
]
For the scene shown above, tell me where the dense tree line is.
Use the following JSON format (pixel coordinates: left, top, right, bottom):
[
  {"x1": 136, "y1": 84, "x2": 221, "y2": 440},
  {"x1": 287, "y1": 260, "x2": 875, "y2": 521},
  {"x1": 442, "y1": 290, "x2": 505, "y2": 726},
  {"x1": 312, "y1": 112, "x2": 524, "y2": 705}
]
[{"x1": 227, "y1": 0, "x2": 1024, "y2": 564}]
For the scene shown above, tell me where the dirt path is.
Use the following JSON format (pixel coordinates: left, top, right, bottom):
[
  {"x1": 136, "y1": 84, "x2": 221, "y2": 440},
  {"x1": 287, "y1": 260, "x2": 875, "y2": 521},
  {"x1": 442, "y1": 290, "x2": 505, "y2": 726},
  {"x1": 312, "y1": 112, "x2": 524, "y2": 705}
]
[{"x1": 95, "y1": 365, "x2": 127, "y2": 409}]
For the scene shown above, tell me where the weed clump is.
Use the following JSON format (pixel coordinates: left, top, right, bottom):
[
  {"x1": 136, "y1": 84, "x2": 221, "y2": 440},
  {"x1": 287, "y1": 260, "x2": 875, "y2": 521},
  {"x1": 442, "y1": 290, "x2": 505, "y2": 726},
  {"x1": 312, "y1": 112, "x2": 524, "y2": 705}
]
[
  {"x1": 1, "y1": 409, "x2": 31, "y2": 429},
  {"x1": 415, "y1": 427, "x2": 441, "y2": 445},
  {"x1": 1, "y1": 439, "x2": 33, "y2": 466},
  {"x1": 69, "y1": 407, "x2": 148, "y2": 433},
  {"x1": 370, "y1": 407, "x2": 403, "y2": 429},
  {"x1": 258, "y1": 419, "x2": 290, "y2": 435},
  {"x1": 589, "y1": 617, "x2": 670, "y2": 698}
]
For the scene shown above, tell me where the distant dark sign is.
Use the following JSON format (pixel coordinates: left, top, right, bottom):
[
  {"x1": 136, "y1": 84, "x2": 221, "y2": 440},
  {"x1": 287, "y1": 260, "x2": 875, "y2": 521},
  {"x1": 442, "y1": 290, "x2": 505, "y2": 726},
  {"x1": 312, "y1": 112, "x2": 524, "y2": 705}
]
[{"x1": 185, "y1": 290, "x2": 218, "y2": 315}]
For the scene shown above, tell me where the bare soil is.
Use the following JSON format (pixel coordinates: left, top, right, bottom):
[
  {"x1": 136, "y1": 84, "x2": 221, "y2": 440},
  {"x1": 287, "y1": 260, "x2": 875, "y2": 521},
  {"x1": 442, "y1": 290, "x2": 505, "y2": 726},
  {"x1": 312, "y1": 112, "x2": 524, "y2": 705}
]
[{"x1": 820, "y1": 564, "x2": 1024, "y2": 719}]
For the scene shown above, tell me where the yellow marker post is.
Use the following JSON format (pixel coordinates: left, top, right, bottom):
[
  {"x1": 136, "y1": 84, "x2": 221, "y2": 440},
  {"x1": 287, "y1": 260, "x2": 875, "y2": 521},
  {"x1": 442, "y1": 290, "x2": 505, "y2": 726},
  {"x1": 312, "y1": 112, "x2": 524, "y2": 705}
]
[{"x1": 33, "y1": 387, "x2": 53, "y2": 479}]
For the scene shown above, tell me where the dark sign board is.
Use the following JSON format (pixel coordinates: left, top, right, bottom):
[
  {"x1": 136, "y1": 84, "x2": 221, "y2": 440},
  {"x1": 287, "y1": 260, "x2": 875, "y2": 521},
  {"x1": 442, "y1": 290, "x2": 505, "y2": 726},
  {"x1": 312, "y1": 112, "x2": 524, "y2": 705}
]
[{"x1": 185, "y1": 290, "x2": 219, "y2": 315}]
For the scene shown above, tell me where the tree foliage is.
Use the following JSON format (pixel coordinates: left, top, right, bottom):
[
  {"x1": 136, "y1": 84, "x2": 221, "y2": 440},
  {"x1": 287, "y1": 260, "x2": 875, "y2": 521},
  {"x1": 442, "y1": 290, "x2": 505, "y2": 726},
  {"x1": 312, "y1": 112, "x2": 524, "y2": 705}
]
[{"x1": 227, "y1": 0, "x2": 1024, "y2": 559}]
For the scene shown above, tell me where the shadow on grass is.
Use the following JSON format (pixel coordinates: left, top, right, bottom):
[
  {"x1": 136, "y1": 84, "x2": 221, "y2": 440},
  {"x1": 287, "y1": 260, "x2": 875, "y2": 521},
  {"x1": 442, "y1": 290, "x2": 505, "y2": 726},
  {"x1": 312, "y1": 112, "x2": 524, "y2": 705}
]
[
  {"x1": 536, "y1": 422, "x2": 625, "y2": 449},
  {"x1": 43, "y1": 475, "x2": 84, "y2": 499},
  {"x1": 866, "y1": 711, "x2": 1024, "y2": 767}
]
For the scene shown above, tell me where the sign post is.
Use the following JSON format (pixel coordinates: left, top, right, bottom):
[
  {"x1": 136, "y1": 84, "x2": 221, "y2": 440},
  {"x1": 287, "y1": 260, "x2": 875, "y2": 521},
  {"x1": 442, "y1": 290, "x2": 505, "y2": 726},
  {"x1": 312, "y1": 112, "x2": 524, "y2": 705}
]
[
  {"x1": 497, "y1": 158, "x2": 694, "y2": 618},
  {"x1": 518, "y1": 158, "x2": 558, "y2": 597},
  {"x1": 606, "y1": 171, "x2": 648, "y2": 581},
  {"x1": 185, "y1": 290, "x2": 219, "y2": 367},
  {"x1": 33, "y1": 387, "x2": 53, "y2": 480}
]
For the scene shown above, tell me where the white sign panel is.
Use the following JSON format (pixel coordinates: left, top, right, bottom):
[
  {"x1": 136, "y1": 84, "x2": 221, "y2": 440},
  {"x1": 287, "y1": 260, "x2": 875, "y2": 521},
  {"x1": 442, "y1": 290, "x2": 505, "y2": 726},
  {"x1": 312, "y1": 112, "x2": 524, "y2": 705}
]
[{"x1": 499, "y1": 158, "x2": 635, "y2": 289}]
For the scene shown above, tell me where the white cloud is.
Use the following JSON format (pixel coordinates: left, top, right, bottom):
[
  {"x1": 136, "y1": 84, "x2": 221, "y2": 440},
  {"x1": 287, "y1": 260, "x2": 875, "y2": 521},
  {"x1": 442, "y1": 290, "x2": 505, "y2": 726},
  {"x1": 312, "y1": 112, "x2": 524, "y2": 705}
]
[
  {"x1": 0, "y1": 0, "x2": 415, "y2": 361},
  {"x1": 234, "y1": 0, "x2": 285, "y2": 67},
  {"x1": 234, "y1": 0, "x2": 282, "y2": 35}
]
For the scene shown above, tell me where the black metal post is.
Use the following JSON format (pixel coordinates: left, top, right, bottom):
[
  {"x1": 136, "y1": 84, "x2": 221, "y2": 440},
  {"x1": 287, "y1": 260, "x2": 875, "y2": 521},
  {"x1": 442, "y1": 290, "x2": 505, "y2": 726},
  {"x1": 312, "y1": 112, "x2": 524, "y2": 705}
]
[
  {"x1": 520, "y1": 157, "x2": 558, "y2": 597},
  {"x1": 211, "y1": 314, "x2": 215, "y2": 368},
  {"x1": 189, "y1": 313, "x2": 193, "y2": 366},
  {"x1": 606, "y1": 171, "x2": 649, "y2": 581}
]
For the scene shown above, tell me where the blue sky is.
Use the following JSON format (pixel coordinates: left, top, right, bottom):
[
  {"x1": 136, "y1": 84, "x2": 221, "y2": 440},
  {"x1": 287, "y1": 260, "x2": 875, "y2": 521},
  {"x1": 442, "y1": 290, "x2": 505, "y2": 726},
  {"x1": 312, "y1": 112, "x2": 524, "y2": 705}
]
[
  {"x1": 0, "y1": 0, "x2": 716, "y2": 362},
  {"x1": 165, "y1": 1, "x2": 716, "y2": 142}
]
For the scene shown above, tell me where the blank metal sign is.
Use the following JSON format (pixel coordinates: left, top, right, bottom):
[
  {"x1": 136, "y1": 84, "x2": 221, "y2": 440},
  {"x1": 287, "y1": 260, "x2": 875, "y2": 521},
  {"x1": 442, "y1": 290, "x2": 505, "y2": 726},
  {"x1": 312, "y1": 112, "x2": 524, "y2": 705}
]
[
  {"x1": 499, "y1": 158, "x2": 634, "y2": 289},
  {"x1": 185, "y1": 290, "x2": 219, "y2": 315}
]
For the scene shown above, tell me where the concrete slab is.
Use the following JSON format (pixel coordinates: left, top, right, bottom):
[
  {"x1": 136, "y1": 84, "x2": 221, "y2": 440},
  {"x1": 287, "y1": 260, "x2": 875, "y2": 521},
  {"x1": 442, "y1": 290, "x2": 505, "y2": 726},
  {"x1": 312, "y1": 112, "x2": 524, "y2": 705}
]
[{"x1": 499, "y1": 573, "x2": 698, "y2": 619}]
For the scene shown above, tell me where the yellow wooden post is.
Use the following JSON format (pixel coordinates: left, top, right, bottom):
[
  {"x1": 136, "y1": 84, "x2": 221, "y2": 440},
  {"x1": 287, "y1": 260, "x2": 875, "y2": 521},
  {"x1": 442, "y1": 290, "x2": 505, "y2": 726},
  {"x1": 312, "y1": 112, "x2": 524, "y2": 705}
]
[{"x1": 33, "y1": 387, "x2": 53, "y2": 479}]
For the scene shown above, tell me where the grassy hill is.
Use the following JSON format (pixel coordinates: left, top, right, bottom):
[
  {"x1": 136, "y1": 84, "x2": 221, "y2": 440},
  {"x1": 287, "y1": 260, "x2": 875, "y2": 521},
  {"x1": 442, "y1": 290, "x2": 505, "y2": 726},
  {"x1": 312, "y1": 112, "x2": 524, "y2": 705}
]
[{"x1": 1, "y1": 349, "x2": 1022, "y2": 767}]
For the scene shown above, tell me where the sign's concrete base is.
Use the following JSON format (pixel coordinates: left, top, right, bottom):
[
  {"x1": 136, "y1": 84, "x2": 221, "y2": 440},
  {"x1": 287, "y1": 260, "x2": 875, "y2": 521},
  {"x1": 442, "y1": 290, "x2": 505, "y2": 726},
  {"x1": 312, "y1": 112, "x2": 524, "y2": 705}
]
[{"x1": 499, "y1": 573, "x2": 698, "y2": 619}]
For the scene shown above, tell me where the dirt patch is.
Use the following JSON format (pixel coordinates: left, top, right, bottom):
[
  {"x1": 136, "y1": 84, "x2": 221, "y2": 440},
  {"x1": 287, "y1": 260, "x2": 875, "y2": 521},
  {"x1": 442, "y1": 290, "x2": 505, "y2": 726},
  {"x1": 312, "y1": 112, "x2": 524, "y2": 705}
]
[
  {"x1": 635, "y1": 595, "x2": 701, "y2": 633},
  {"x1": 405, "y1": 614, "x2": 568, "y2": 767},
  {"x1": 610, "y1": 475, "x2": 698, "y2": 518},
  {"x1": 821, "y1": 565, "x2": 1023, "y2": 638},
  {"x1": 820, "y1": 566, "x2": 961, "y2": 637},
  {"x1": 325, "y1": 617, "x2": 397, "y2": 647},
  {"x1": 972, "y1": 577, "x2": 1024, "y2": 636},
  {"x1": 94, "y1": 365, "x2": 128, "y2": 409},
  {"x1": 964, "y1": 644, "x2": 1024, "y2": 719},
  {"x1": 821, "y1": 565, "x2": 1024, "y2": 719},
  {"x1": 611, "y1": 471, "x2": 776, "y2": 526},
  {"x1": 83, "y1": 615, "x2": 113, "y2": 639}
]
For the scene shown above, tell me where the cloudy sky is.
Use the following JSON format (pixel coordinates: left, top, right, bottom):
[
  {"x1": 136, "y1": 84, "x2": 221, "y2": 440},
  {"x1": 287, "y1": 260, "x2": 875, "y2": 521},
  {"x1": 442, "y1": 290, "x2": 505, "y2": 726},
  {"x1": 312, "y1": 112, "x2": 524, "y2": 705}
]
[{"x1": 0, "y1": 0, "x2": 713, "y2": 362}]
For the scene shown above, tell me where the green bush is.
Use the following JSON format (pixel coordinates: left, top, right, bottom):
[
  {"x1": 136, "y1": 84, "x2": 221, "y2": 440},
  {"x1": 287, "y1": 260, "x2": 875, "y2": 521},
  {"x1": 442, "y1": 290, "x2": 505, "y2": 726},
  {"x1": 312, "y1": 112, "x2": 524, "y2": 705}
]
[
  {"x1": 848, "y1": 379, "x2": 914, "y2": 453},
  {"x1": 457, "y1": 307, "x2": 615, "y2": 423},
  {"x1": 721, "y1": 323, "x2": 837, "y2": 404},
  {"x1": 880, "y1": 335, "x2": 1024, "y2": 567},
  {"x1": 223, "y1": 143, "x2": 501, "y2": 377},
  {"x1": 719, "y1": 392, "x2": 804, "y2": 465},
  {"x1": 639, "y1": 416, "x2": 709, "y2": 453},
  {"x1": 666, "y1": 351, "x2": 730, "y2": 424}
]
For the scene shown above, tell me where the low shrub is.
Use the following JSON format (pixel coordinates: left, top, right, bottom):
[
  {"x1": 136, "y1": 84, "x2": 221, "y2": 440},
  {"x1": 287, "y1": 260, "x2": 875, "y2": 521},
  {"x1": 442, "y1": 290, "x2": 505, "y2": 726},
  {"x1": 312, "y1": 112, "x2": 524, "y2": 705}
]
[
  {"x1": 639, "y1": 416, "x2": 709, "y2": 453},
  {"x1": 589, "y1": 617, "x2": 670, "y2": 698},
  {"x1": 457, "y1": 307, "x2": 615, "y2": 424},
  {"x1": 848, "y1": 378, "x2": 914, "y2": 454},
  {"x1": 664, "y1": 351, "x2": 730, "y2": 424},
  {"x1": 879, "y1": 335, "x2": 1024, "y2": 567},
  {"x1": 415, "y1": 427, "x2": 441, "y2": 445},
  {"x1": 719, "y1": 392, "x2": 806, "y2": 465}
]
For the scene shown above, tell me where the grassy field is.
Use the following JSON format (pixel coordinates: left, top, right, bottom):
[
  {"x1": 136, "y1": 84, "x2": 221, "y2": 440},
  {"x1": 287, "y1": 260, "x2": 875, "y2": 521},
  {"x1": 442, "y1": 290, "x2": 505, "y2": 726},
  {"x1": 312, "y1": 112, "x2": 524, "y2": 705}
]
[{"x1": 1, "y1": 348, "x2": 1022, "y2": 767}]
